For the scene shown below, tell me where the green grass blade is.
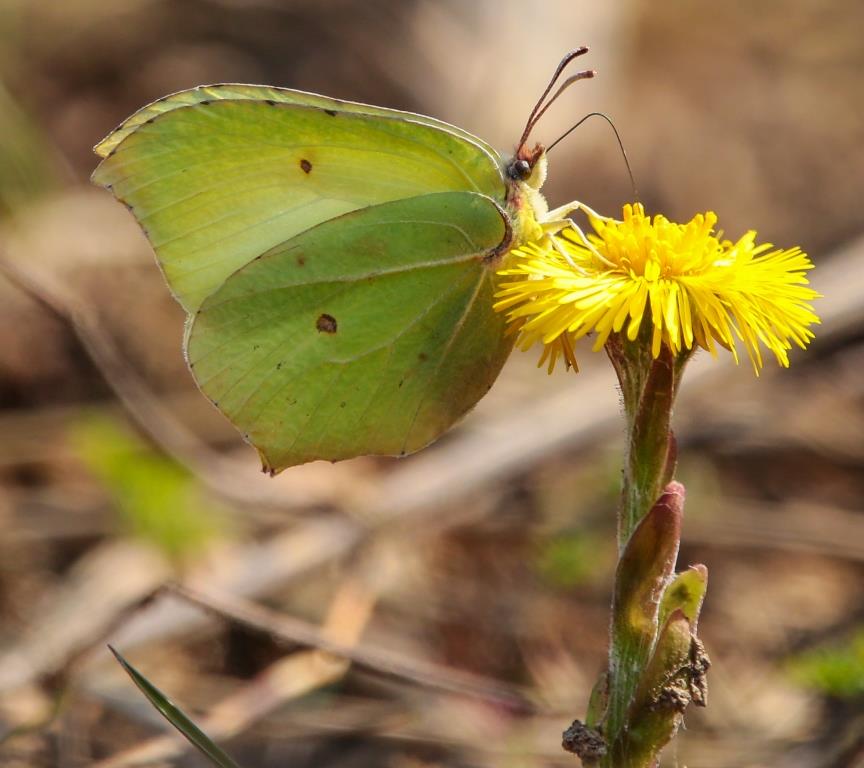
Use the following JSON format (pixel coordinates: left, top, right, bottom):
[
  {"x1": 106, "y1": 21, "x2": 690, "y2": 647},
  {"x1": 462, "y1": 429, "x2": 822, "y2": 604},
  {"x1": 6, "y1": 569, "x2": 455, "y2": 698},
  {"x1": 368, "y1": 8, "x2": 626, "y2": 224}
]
[{"x1": 109, "y1": 645, "x2": 243, "y2": 768}]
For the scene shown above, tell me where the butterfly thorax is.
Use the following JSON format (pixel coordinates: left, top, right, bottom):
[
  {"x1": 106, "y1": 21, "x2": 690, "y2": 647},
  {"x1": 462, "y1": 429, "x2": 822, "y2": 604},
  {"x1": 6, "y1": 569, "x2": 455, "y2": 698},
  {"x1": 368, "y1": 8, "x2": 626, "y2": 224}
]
[{"x1": 505, "y1": 148, "x2": 550, "y2": 249}]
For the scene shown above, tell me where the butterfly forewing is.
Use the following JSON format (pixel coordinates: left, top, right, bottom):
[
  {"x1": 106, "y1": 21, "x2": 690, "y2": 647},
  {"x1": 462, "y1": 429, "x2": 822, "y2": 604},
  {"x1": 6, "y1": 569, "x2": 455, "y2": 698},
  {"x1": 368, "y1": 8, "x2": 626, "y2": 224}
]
[
  {"x1": 94, "y1": 83, "x2": 500, "y2": 164},
  {"x1": 92, "y1": 98, "x2": 505, "y2": 312}
]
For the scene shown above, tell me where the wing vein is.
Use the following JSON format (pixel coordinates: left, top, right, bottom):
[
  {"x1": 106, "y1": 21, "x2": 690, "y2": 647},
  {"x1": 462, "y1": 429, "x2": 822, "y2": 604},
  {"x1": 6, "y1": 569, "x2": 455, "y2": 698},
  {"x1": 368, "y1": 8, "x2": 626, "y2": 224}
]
[{"x1": 400, "y1": 269, "x2": 487, "y2": 453}]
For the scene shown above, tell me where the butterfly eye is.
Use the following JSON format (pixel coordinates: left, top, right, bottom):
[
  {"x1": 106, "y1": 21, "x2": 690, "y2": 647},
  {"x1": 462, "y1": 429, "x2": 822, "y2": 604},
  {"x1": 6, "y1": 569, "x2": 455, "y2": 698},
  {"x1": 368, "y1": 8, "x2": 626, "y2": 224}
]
[{"x1": 508, "y1": 159, "x2": 532, "y2": 181}]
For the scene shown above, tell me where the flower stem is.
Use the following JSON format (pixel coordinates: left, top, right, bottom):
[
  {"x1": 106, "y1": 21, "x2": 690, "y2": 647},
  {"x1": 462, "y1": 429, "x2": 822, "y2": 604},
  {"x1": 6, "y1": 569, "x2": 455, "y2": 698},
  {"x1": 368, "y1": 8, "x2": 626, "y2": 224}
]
[
  {"x1": 590, "y1": 339, "x2": 695, "y2": 767},
  {"x1": 621, "y1": 346, "x2": 677, "y2": 546},
  {"x1": 602, "y1": 486, "x2": 684, "y2": 766}
]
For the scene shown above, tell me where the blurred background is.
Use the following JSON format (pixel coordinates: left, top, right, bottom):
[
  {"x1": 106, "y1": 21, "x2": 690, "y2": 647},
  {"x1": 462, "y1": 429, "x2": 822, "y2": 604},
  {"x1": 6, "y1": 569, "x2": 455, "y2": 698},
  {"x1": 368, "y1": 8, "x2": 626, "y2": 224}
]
[{"x1": 0, "y1": 1, "x2": 862, "y2": 766}]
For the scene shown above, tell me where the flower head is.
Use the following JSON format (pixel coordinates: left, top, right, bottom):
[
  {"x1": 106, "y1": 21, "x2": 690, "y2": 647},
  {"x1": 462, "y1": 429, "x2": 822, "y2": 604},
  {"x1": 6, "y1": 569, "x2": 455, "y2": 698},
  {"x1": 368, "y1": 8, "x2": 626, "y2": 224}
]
[{"x1": 495, "y1": 203, "x2": 820, "y2": 373}]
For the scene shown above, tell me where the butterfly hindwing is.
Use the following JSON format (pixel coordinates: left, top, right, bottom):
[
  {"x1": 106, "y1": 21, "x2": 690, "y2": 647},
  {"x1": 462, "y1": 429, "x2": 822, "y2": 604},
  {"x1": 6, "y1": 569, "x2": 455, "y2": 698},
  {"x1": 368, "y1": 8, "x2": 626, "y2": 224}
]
[
  {"x1": 92, "y1": 97, "x2": 505, "y2": 312},
  {"x1": 186, "y1": 191, "x2": 513, "y2": 471}
]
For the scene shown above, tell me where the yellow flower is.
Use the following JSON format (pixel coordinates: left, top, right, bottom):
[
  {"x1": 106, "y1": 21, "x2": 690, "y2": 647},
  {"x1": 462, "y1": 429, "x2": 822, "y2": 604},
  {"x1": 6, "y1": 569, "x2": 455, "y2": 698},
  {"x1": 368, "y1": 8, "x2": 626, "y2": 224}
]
[{"x1": 495, "y1": 203, "x2": 820, "y2": 373}]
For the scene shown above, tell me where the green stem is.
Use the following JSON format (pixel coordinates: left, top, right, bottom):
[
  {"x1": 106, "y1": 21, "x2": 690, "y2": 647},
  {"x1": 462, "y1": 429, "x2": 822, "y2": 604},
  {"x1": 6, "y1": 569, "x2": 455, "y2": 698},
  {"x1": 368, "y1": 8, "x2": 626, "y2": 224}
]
[
  {"x1": 620, "y1": 344, "x2": 677, "y2": 546},
  {"x1": 602, "y1": 487, "x2": 683, "y2": 767},
  {"x1": 597, "y1": 340, "x2": 689, "y2": 767}
]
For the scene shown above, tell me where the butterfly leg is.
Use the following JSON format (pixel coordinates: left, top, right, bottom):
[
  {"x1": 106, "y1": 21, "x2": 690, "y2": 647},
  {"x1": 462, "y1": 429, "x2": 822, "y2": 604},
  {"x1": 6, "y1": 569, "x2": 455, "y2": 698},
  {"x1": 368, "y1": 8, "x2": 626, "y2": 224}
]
[
  {"x1": 544, "y1": 199, "x2": 613, "y2": 224},
  {"x1": 540, "y1": 200, "x2": 618, "y2": 269}
]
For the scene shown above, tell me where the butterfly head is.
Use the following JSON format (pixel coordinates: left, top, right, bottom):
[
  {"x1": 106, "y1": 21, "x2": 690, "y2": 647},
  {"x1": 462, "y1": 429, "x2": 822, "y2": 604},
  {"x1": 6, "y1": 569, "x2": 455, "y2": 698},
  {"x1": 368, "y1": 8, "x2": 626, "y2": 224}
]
[{"x1": 506, "y1": 143, "x2": 547, "y2": 190}]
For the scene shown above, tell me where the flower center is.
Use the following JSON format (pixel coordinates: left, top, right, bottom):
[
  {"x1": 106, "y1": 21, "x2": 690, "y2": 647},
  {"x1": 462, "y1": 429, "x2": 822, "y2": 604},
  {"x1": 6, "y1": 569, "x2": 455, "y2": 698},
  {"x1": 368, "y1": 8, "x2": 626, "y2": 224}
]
[{"x1": 584, "y1": 205, "x2": 725, "y2": 281}]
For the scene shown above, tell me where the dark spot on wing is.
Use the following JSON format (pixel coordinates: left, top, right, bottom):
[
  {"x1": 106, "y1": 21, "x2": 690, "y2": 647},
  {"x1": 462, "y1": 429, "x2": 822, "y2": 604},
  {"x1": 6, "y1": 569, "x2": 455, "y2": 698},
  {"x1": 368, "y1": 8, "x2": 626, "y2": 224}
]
[
  {"x1": 418, "y1": 352, "x2": 428, "y2": 361},
  {"x1": 276, "y1": 361, "x2": 283, "y2": 370},
  {"x1": 265, "y1": 99, "x2": 277, "y2": 106},
  {"x1": 297, "y1": 255, "x2": 306, "y2": 266},
  {"x1": 316, "y1": 313, "x2": 337, "y2": 334},
  {"x1": 300, "y1": 158, "x2": 312, "y2": 174},
  {"x1": 324, "y1": 109, "x2": 337, "y2": 116},
  {"x1": 200, "y1": 100, "x2": 212, "y2": 106},
  {"x1": 340, "y1": 401, "x2": 346, "y2": 408}
]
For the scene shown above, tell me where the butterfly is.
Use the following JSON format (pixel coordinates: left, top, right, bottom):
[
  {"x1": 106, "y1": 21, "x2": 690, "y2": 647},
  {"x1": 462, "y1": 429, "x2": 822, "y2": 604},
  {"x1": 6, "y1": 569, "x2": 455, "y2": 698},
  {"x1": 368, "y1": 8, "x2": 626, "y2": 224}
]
[{"x1": 92, "y1": 49, "x2": 594, "y2": 473}]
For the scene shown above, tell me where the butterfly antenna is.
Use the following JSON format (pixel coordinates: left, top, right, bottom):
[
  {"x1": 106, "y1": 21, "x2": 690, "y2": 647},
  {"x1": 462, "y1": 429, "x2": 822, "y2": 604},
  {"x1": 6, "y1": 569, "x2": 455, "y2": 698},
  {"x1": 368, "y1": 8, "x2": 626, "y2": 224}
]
[
  {"x1": 523, "y1": 69, "x2": 596, "y2": 140},
  {"x1": 517, "y1": 47, "x2": 591, "y2": 153},
  {"x1": 547, "y1": 112, "x2": 638, "y2": 200}
]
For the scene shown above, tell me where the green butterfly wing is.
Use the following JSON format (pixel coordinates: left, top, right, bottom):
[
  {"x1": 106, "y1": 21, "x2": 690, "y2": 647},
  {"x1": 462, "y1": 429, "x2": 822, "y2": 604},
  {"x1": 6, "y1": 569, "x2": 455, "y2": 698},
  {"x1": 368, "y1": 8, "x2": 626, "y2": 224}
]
[
  {"x1": 93, "y1": 83, "x2": 500, "y2": 163},
  {"x1": 187, "y1": 191, "x2": 512, "y2": 472},
  {"x1": 92, "y1": 95, "x2": 505, "y2": 312},
  {"x1": 92, "y1": 87, "x2": 517, "y2": 469}
]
